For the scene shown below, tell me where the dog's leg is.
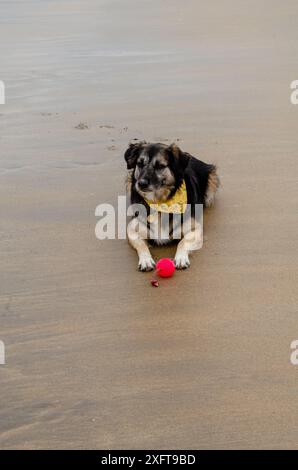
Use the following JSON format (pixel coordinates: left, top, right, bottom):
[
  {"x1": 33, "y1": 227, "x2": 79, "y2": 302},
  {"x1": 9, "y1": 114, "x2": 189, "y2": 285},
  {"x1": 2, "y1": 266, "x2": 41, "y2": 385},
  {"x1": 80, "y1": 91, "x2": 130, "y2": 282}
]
[
  {"x1": 174, "y1": 217, "x2": 203, "y2": 269},
  {"x1": 127, "y1": 218, "x2": 155, "y2": 271},
  {"x1": 205, "y1": 167, "x2": 220, "y2": 207}
]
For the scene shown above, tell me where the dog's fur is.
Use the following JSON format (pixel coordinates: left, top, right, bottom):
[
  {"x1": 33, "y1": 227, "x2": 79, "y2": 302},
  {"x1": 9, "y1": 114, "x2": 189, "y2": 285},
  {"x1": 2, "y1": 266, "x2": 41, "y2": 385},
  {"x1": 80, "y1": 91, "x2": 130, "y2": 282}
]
[{"x1": 125, "y1": 142, "x2": 219, "y2": 270}]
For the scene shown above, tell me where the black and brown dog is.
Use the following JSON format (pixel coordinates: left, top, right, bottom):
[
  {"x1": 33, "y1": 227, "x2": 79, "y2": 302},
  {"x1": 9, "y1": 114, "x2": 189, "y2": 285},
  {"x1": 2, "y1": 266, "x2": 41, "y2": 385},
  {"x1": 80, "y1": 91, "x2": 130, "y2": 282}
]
[{"x1": 125, "y1": 142, "x2": 219, "y2": 271}]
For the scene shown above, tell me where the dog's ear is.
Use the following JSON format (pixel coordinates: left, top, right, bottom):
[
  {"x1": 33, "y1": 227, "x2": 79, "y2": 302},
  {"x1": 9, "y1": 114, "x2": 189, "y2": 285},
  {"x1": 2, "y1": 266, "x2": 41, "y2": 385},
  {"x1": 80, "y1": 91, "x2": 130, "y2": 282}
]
[
  {"x1": 167, "y1": 143, "x2": 189, "y2": 172},
  {"x1": 124, "y1": 142, "x2": 144, "y2": 169}
]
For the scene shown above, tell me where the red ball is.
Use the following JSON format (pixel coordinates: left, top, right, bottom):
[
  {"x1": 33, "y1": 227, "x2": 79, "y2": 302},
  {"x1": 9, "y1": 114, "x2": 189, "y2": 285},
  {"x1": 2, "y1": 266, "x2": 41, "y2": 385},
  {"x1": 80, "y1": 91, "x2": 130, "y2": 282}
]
[{"x1": 156, "y1": 258, "x2": 176, "y2": 278}]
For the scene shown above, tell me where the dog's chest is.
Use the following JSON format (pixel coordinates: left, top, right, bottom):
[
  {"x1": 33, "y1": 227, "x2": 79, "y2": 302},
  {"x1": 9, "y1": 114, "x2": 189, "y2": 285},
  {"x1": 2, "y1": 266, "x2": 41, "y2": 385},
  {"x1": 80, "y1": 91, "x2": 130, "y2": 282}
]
[{"x1": 147, "y1": 211, "x2": 183, "y2": 245}]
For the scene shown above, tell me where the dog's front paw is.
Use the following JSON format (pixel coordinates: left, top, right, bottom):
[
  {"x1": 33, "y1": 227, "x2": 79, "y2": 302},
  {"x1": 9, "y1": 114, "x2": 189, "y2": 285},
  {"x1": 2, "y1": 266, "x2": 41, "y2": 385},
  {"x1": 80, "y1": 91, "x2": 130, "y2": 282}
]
[
  {"x1": 174, "y1": 252, "x2": 190, "y2": 269},
  {"x1": 138, "y1": 254, "x2": 156, "y2": 272}
]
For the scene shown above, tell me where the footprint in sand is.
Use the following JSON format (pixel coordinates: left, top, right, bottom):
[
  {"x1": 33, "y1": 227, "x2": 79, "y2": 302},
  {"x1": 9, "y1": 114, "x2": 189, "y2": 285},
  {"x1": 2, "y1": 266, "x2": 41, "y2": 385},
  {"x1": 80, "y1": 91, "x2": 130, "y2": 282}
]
[{"x1": 75, "y1": 122, "x2": 89, "y2": 130}]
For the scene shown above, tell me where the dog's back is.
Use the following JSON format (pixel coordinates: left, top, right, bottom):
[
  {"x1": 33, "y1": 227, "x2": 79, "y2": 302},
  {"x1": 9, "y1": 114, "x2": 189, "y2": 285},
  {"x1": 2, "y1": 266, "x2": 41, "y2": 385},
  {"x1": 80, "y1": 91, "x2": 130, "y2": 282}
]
[{"x1": 183, "y1": 154, "x2": 220, "y2": 207}]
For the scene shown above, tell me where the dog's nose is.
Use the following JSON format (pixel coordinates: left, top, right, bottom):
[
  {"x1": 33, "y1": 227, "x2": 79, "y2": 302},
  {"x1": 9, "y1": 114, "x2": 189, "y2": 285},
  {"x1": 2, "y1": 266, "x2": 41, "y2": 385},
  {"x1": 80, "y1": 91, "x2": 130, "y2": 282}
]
[{"x1": 138, "y1": 178, "x2": 149, "y2": 190}]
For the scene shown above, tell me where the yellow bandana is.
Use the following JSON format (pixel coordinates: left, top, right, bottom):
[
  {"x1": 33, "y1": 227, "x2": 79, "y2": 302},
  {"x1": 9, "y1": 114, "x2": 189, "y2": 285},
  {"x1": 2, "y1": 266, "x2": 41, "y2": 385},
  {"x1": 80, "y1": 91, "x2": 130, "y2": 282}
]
[{"x1": 144, "y1": 180, "x2": 187, "y2": 214}]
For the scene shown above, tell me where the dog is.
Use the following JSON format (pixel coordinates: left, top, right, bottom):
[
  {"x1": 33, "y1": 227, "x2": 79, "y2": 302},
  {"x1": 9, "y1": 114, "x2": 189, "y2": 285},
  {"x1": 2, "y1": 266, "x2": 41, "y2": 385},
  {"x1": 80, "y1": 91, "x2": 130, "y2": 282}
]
[{"x1": 125, "y1": 142, "x2": 219, "y2": 271}]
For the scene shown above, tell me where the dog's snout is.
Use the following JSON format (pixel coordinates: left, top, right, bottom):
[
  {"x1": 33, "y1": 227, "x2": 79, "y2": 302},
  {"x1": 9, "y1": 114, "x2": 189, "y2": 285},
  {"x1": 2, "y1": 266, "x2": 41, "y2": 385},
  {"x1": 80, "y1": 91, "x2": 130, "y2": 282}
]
[{"x1": 138, "y1": 178, "x2": 149, "y2": 190}]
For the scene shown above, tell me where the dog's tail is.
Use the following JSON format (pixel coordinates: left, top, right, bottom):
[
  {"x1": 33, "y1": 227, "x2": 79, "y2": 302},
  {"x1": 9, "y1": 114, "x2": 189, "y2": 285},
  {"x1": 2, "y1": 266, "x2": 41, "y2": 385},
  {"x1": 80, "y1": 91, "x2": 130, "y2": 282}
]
[{"x1": 204, "y1": 165, "x2": 220, "y2": 207}]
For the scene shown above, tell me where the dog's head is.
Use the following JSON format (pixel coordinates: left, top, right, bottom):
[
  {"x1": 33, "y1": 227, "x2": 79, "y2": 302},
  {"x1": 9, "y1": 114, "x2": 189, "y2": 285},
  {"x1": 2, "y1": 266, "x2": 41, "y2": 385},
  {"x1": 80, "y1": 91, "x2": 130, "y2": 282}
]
[{"x1": 124, "y1": 142, "x2": 189, "y2": 202}]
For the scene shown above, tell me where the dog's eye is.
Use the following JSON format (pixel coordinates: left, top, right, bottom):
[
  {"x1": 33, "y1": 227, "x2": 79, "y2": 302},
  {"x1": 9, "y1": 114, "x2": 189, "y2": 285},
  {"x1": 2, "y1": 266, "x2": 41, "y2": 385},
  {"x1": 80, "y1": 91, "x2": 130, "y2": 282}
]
[
  {"x1": 155, "y1": 162, "x2": 167, "y2": 170},
  {"x1": 137, "y1": 160, "x2": 144, "y2": 168}
]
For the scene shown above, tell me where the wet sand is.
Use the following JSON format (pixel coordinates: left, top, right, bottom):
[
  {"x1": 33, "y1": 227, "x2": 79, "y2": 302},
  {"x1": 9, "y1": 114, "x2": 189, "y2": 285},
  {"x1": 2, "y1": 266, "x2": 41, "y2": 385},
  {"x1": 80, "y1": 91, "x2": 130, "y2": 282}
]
[{"x1": 1, "y1": 0, "x2": 298, "y2": 449}]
